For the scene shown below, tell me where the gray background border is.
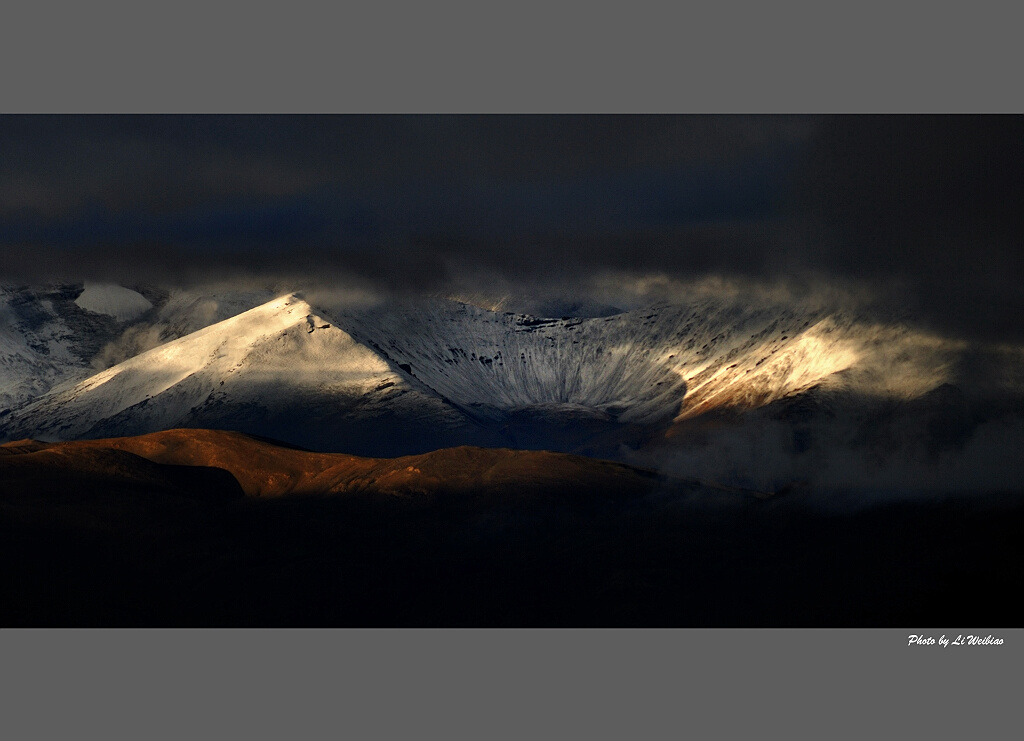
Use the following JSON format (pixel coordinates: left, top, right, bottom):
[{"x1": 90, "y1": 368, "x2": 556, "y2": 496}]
[
  {"x1": 1, "y1": 0, "x2": 1019, "y2": 112},
  {"x1": 4, "y1": 630, "x2": 1022, "y2": 738},
  {"x1": 1, "y1": 0, "x2": 1021, "y2": 738}
]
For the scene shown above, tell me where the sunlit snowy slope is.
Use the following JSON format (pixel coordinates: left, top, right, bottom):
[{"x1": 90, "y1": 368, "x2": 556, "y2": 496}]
[
  {"x1": 1, "y1": 294, "x2": 470, "y2": 454},
  {"x1": 2, "y1": 286, "x2": 988, "y2": 461},
  {"x1": 0, "y1": 282, "x2": 278, "y2": 410}
]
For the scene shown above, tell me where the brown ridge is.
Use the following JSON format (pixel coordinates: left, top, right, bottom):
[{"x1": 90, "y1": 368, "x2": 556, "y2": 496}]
[{"x1": 1, "y1": 428, "x2": 664, "y2": 500}]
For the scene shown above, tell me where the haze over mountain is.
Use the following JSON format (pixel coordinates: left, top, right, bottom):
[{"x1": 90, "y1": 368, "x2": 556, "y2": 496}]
[{"x1": 3, "y1": 280, "x2": 1023, "y2": 493}]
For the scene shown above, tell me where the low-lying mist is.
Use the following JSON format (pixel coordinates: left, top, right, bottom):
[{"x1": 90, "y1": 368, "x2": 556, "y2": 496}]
[{"x1": 629, "y1": 406, "x2": 1024, "y2": 503}]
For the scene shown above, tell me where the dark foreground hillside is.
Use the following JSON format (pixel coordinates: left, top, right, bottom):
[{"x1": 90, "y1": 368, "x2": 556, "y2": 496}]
[{"x1": 2, "y1": 430, "x2": 1021, "y2": 627}]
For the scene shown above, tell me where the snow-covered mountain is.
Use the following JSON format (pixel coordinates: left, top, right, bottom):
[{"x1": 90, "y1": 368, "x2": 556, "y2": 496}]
[
  {"x1": 1, "y1": 283, "x2": 125, "y2": 410},
  {"x1": 5, "y1": 284, "x2": 1005, "y2": 467},
  {"x1": 74, "y1": 282, "x2": 154, "y2": 322},
  {"x1": 0, "y1": 282, "x2": 279, "y2": 411},
  {"x1": 0, "y1": 294, "x2": 472, "y2": 454},
  {"x1": 334, "y1": 298, "x2": 853, "y2": 426}
]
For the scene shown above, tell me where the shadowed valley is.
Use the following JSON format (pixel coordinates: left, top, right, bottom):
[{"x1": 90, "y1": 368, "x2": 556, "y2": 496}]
[{"x1": 3, "y1": 428, "x2": 1020, "y2": 627}]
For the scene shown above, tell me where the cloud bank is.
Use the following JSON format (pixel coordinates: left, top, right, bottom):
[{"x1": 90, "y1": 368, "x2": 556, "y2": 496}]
[{"x1": 0, "y1": 115, "x2": 1019, "y2": 344}]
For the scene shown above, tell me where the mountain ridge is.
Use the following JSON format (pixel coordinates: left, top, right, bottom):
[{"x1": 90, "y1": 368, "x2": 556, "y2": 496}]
[{"x1": 4, "y1": 285, "x2": 1018, "y2": 476}]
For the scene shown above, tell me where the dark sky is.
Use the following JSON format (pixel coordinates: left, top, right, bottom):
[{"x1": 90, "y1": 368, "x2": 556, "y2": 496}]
[{"x1": 0, "y1": 115, "x2": 1020, "y2": 339}]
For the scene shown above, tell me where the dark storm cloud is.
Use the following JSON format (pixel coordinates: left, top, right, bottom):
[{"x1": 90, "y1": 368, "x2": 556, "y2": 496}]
[
  {"x1": 0, "y1": 150, "x2": 793, "y2": 246},
  {"x1": 785, "y1": 115, "x2": 1023, "y2": 340},
  {"x1": 0, "y1": 114, "x2": 813, "y2": 217},
  {"x1": 1, "y1": 115, "x2": 1020, "y2": 340},
  {"x1": 0, "y1": 114, "x2": 812, "y2": 288},
  {"x1": 0, "y1": 116, "x2": 324, "y2": 218}
]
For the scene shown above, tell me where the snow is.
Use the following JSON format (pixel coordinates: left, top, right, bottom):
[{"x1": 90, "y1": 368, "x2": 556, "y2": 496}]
[
  {"x1": 0, "y1": 286, "x2": 92, "y2": 410},
  {"x1": 328, "y1": 298, "x2": 869, "y2": 426},
  {"x1": 1, "y1": 294, "x2": 466, "y2": 445},
  {"x1": 1, "y1": 286, "x2": 983, "y2": 457},
  {"x1": 0, "y1": 283, "x2": 276, "y2": 413},
  {"x1": 74, "y1": 283, "x2": 153, "y2": 322}
]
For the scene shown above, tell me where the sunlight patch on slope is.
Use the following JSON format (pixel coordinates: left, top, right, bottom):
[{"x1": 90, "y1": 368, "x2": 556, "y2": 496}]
[
  {"x1": 8, "y1": 295, "x2": 335, "y2": 436},
  {"x1": 224, "y1": 313, "x2": 392, "y2": 392},
  {"x1": 669, "y1": 318, "x2": 973, "y2": 422},
  {"x1": 673, "y1": 319, "x2": 862, "y2": 421}
]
